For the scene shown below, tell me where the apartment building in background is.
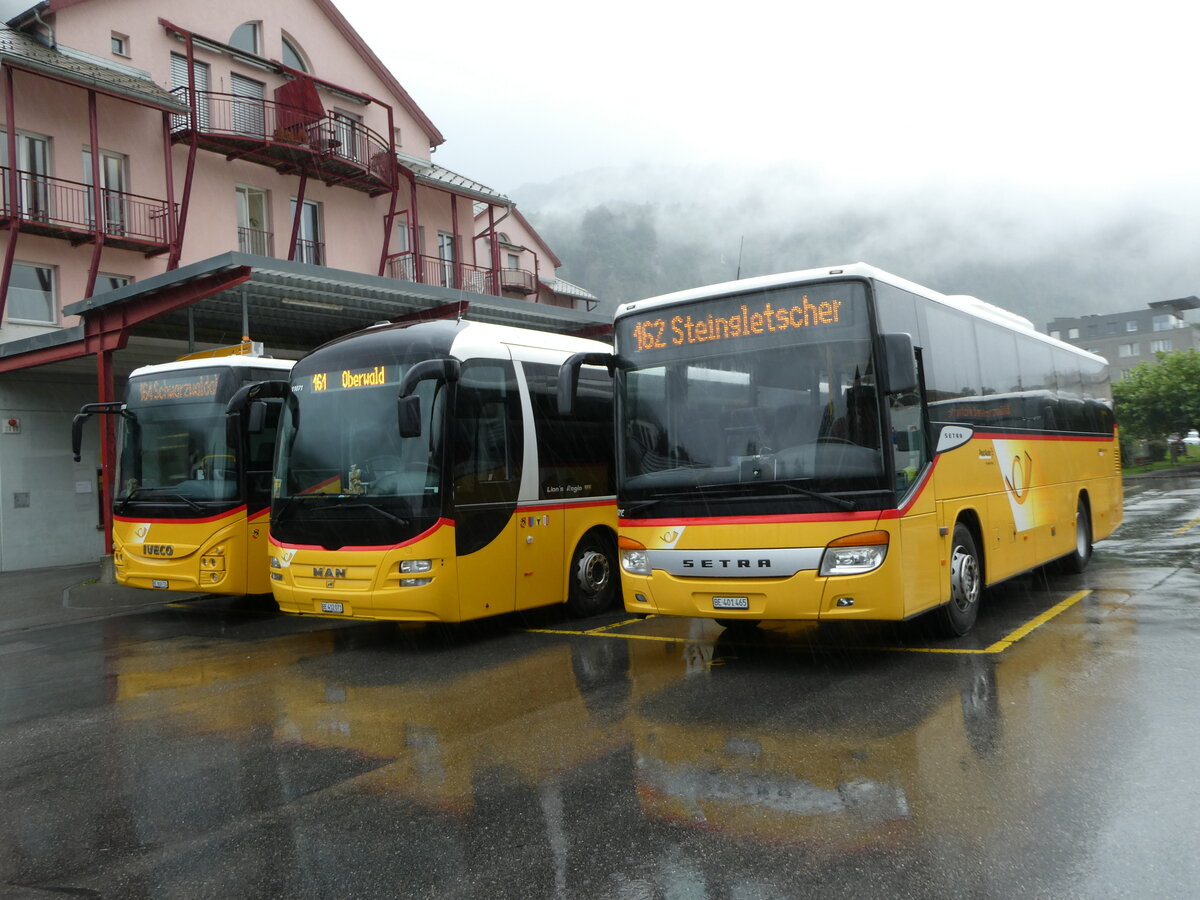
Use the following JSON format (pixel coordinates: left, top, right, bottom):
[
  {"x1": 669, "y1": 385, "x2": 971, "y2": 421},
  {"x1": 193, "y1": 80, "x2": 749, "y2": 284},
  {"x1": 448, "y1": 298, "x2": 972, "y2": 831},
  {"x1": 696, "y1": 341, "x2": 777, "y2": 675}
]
[
  {"x1": 1047, "y1": 297, "x2": 1200, "y2": 381},
  {"x1": 0, "y1": 0, "x2": 602, "y2": 572}
]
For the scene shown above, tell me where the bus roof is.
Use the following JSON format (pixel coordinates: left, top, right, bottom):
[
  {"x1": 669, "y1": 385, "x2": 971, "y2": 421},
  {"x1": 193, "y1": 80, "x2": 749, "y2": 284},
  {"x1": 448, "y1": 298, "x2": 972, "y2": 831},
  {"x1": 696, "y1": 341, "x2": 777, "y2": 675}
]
[
  {"x1": 613, "y1": 262, "x2": 1103, "y2": 364},
  {"x1": 128, "y1": 355, "x2": 295, "y2": 379}
]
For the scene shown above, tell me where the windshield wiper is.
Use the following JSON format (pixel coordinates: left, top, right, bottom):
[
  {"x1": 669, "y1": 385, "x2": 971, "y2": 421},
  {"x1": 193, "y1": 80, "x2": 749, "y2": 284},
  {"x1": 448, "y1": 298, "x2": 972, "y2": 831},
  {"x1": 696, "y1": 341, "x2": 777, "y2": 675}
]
[
  {"x1": 116, "y1": 488, "x2": 203, "y2": 514},
  {"x1": 692, "y1": 482, "x2": 858, "y2": 511},
  {"x1": 326, "y1": 500, "x2": 410, "y2": 526}
]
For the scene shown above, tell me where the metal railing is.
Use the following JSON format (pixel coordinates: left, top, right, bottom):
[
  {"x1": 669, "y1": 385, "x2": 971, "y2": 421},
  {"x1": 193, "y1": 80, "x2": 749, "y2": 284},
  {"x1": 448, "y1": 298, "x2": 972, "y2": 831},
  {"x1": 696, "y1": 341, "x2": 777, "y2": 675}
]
[
  {"x1": 170, "y1": 89, "x2": 395, "y2": 187},
  {"x1": 293, "y1": 238, "x2": 325, "y2": 266},
  {"x1": 237, "y1": 226, "x2": 274, "y2": 256},
  {"x1": 385, "y1": 253, "x2": 504, "y2": 294},
  {"x1": 1, "y1": 166, "x2": 172, "y2": 245}
]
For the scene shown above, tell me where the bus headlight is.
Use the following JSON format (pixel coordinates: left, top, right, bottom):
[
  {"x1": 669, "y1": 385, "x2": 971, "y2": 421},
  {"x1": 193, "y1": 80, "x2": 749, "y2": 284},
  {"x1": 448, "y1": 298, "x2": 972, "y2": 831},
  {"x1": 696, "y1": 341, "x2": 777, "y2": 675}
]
[
  {"x1": 619, "y1": 537, "x2": 650, "y2": 575},
  {"x1": 399, "y1": 559, "x2": 432, "y2": 574},
  {"x1": 270, "y1": 555, "x2": 282, "y2": 568},
  {"x1": 819, "y1": 531, "x2": 889, "y2": 576}
]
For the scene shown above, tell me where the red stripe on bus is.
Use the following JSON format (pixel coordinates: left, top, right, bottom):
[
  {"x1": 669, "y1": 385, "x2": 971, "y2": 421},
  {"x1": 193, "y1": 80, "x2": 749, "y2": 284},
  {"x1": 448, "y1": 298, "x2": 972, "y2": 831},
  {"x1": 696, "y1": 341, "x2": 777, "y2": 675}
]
[
  {"x1": 114, "y1": 506, "x2": 247, "y2": 525},
  {"x1": 269, "y1": 517, "x2": 454, "y2": 552}
]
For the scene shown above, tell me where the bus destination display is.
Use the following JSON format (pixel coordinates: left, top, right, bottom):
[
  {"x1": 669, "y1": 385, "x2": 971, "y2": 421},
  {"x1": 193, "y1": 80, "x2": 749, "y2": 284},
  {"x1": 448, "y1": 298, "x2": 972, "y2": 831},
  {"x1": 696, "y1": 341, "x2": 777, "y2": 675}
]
[
  {"x1": 621, "y1": 282, "x2": 863, "y2": 361},
  {"x1": 133, "y1": 373, "x2": 222, "y2": 403},
  {"x1": 311, "y1": 365, "x2": 388, "y2": 392}
]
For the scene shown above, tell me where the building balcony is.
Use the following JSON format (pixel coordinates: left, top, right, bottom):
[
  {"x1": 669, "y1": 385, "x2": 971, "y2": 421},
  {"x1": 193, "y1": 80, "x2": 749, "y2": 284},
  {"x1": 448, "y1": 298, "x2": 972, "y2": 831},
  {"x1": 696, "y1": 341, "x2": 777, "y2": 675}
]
[
  {"x1": 499, "y1": 267, "x2": 537, "y2": 295},
  {"x1": 0, "y1": 167, "x2": 174, "y2": 254},
  {"x1": 170, "y1": 90, "x2": 397, "y2": 197},
  {"x1": 237, "y1": 226, "x2": 274, "y2": 256},
  {"x1": 293, "y1": 238, "x2": 325, "y2": 266},
  {"x1": 387, "y1": 252, "x2": 522, "y2": 295}
]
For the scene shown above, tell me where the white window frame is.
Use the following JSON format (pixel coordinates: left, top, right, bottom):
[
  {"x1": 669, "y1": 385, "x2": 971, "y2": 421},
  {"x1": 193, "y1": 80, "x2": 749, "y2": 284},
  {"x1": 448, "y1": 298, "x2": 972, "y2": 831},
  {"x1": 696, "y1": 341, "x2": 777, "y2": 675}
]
[
  {"x1": 111, "y1": 32, "x2": 129, "y2": 57},
  {"x1": 1117, "y1": 343, "x2": 1140, "y2": 358},
  {"x1": 290, "y1": 198, "x2": 323, "y2": 264},
  {"x1": 5, "y1": 262, "x2": 57, "y2": 325},
  {"x1": 1151, "y1": 339, "x2": 1172, "y2": 354}
]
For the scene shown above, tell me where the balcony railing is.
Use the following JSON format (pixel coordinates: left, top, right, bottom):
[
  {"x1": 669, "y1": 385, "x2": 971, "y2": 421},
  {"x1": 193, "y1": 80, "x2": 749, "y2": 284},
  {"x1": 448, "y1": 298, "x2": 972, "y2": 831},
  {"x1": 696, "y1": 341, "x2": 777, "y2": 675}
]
[
  {"x1": 237, "y1": 226, "x2": 274, "y2": 256},
  {"x1": 170, "y1": 89, "x2": 397, "y2": 196},
  {"x1": 293, "y1": 238, "x2": 325, "y2": 266},
  {"x1": 384, "y1": 253, "x2": 543, "y2": 299},
  {"x1": 0, "y1": 166, "x2": 173, "y2": 252}
]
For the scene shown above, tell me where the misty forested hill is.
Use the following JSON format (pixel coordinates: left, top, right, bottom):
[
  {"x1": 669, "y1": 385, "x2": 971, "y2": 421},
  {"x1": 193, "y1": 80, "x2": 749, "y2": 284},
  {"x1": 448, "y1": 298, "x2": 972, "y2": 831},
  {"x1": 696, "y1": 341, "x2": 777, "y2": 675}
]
[{"x1": 518, "y1": 163, "x2": 1200, "y2": 327}]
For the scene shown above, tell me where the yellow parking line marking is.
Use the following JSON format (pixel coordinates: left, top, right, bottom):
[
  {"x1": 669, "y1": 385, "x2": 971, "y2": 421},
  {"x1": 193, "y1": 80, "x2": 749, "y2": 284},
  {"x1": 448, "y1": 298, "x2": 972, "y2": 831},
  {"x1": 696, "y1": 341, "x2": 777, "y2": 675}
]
[
  {"x1": 1173, "y1": 516, "x2": 1200, "y2": 535},
  {"x1": 522, "y1": 591, "x2": 1093, "y2": 655}
]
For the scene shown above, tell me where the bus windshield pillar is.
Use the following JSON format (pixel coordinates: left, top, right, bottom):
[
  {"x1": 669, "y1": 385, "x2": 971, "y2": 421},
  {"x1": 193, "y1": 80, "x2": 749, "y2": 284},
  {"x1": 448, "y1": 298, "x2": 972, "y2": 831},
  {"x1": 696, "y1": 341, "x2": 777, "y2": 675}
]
[{"x1": 96, "y1": 349, "x2": 117, "y2": 555}]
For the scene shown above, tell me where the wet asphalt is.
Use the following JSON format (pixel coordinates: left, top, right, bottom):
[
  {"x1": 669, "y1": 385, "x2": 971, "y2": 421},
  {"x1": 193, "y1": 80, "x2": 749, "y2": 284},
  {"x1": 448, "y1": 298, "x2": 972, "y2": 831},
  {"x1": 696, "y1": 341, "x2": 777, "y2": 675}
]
[{"x1": 2, "y1": 471, "x2": 1199, "y2": 898}]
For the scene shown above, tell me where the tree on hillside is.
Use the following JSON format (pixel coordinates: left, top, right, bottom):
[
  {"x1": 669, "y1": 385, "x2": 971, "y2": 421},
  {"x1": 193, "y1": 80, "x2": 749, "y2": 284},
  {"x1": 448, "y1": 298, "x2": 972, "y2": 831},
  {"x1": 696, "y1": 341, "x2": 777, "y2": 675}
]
[{"x1": 1111, "y1": 349, "x2": 1200, "y2": 439}]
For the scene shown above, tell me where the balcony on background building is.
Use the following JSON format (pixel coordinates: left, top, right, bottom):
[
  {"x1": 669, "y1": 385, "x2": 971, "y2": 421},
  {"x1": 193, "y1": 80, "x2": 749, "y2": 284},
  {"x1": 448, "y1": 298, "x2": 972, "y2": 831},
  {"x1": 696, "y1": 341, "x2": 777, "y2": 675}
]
[
  {"x1": 293, "y1": 238, "x2": 325, "y2": 266},
  {"x1": 386, "y1": 252, "x2": 528, "y2": 296},
  {"x1": 237, "y1": 226, "x2": 274, "y2": 256},
  {"x1": 0, "y1": 167, "x2": 174, "y2": 254},
  {"x1": 499, "y1": 267, "x2": 537, "y2": 295},
  {"x1": 170, "y1": 90, "x2": 396, "y2": 197}
]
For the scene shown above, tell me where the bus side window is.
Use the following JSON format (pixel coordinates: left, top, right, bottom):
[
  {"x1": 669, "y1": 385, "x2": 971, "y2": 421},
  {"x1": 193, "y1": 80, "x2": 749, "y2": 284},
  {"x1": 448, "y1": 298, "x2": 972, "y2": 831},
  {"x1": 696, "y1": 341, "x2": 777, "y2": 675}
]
[
  {"x1": 890, "y1": 390, "x2": 928, "y2": 489},
  {"x1": 453, "y1": 362, "x2": 521, "y2": 504}
]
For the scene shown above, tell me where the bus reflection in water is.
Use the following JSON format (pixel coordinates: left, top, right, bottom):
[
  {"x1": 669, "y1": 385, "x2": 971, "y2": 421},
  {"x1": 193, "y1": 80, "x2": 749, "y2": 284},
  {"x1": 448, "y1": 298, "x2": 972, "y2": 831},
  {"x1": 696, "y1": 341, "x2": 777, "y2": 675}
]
[
  {"x1": 234, "y1": 319, "x2": 619, "y2": 623},
  {"x1": 564, "y1": 263, "x2": 1123, "y2": 637}
]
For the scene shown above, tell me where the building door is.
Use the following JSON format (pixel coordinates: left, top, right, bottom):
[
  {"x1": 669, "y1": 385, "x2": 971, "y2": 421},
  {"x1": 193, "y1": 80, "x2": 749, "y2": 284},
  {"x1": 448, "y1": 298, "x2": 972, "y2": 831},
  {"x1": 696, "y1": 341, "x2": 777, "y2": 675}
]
[
  {"x1": 170, "y1": 53, "x2": 210, "y2": 130},
  {"x1": 236, "y1": 186, "x2": 271, "y2": 255},
  {"x1": 290, "y1": 198, "x2": 322, "y2": 264},
  {"x1": 82, "y1": 149, "x2": 127, "y2": 234},
  {"x1": 1, "y1": 130, "x2": 50, "y2": 219},
  {"x1": 230, "y1": 74, "x2": 266, "y2": 138},
  {"x1": 437, "y1": 231, "x2": 455, "y2": 288}
]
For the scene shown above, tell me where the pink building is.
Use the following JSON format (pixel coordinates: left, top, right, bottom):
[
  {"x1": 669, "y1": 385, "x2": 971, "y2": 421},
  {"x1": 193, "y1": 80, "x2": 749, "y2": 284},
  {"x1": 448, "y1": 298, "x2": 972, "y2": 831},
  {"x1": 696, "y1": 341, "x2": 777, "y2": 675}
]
[{"x1": 0, "y1": 0, "x2": 602, "y2": 571}]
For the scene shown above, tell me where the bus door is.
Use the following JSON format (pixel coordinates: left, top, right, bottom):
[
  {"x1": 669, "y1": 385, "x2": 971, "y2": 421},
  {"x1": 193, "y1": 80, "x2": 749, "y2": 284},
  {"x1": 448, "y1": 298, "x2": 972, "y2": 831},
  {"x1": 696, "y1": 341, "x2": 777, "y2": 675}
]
[{"x1": 452, "y1": 356, "x2": 524, "y2": 620}]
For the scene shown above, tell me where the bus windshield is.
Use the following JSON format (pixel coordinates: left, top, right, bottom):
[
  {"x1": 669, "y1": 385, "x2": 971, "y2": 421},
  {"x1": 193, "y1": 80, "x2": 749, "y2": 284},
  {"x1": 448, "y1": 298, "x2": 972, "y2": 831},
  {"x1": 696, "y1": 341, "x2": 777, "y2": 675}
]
[
  {"x1": 273, "y1": 359, "x2": 445, "y2": 546},
  {"x1": 614, "y1": 281, "x2": 889, "y2": 506},
  {"x1": 117, "y1": 368, "x2": 239, "y2": 503}
]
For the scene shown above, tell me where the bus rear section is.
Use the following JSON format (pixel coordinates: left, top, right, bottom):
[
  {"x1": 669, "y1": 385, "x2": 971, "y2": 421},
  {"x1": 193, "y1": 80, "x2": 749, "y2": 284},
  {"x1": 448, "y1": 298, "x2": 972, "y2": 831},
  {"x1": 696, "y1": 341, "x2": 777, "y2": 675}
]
[
  {"x1": 264, "y1": 319, "x2": 618, "y2": 623},
  {"x1": 608, "y1": 264, "x2": 1121, "y2": 636}
]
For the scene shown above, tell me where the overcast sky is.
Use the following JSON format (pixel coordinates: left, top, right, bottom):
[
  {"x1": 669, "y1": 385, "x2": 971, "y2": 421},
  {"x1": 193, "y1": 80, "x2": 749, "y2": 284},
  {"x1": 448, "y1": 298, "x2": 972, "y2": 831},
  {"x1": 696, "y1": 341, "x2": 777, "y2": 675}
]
[{"x1": 338, "y1": 0, "x2": 1200, "y2": 196}]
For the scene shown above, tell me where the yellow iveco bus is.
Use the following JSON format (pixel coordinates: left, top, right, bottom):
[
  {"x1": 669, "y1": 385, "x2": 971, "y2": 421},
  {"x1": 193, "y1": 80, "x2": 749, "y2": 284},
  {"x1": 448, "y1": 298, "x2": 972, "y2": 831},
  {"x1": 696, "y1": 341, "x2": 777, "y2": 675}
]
[
  {"x1": 567, "y1": 263, "x2": 1122, "y2": 636},
  {"x1": 252, "y1": 318, "x2": 618, "y2": 622},
  {"x1": 73, "y1": 346, "x2": 294, "y2": 595}
]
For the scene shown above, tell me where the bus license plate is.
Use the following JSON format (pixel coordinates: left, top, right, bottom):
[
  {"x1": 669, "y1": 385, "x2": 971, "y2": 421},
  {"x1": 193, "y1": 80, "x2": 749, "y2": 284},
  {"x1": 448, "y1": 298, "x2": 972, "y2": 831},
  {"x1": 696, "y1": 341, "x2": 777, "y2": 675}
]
[
  {"x1": 712, "y1": 596, "x2": 749, "y2": 610},
  {"x1": 151, "y1": 579, "x2": 169, "y2": 590},
  {"x1": 321, "y1": 601, "x2": 344, "y2": 614}
]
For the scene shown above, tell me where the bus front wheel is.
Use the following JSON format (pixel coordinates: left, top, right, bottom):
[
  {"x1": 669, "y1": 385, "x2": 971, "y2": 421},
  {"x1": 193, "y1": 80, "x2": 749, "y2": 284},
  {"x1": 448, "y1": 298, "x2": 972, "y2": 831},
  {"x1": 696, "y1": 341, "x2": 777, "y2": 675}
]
[
  {"x1": 566, "y1": 532, "x2": 617, "y2": 617},
  {"x1": 937, "y1": 523, "x2": 982, "y2": 637}
]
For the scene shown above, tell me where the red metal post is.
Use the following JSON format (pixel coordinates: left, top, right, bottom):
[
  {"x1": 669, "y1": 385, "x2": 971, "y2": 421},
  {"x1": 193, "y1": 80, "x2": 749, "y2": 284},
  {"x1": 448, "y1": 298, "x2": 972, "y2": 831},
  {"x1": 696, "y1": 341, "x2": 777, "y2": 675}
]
[
  {"x1": 167, "y1": 34, "x2": 200, "y2": 269},
  {"x1": 288, "y1": 172, "x2": 308, "y2": 261},
  {"x1": 378, "y1": 104, "x2": 398, "y2": 276},
  {"x1": 406, "y1": 168, "x2": 422, "y2": 284},
  {"x1": 161, "y1": 111, "x2": 178, "y2": 256},
  {"x1": 450, "y1": 193, "x2": 461, "y2": 290},
  {"x1": 1, "y1": 65, "x2": 22, "y2": 323},
  {"x1": 84, "y1": 90, "x2": 105, "y2": 297},
  {"x1": 96, "y1": 348, "x2": 117, "y2": 555}
]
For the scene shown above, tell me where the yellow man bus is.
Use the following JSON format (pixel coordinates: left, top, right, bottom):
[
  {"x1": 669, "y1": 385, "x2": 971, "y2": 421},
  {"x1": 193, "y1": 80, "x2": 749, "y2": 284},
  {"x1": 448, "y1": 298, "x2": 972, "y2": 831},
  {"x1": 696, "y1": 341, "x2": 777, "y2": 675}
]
[
  {"x1": 73, "y1": 346, "x2": 294, "y2": 595},
  {"x1": 254, "y1": 318, "x2": 618, "y2": 622},
  {"x1": 566, "y1": 263, "x2": 1121, "y2": 637}
]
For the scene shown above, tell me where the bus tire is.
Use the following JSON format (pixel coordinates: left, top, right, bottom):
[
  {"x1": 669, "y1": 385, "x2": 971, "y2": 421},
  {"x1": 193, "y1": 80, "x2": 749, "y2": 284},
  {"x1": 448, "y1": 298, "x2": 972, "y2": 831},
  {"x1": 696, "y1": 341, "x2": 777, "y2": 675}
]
[
  {"x1": 1058, "y1": 496, "x2": 1092, "y2": 574},
  {"x1": 937, "y1": 522, "x2": 982, "y2": 637},
  {"x1": 566, "y1": 531, "x2": 617, "y2": 617}
]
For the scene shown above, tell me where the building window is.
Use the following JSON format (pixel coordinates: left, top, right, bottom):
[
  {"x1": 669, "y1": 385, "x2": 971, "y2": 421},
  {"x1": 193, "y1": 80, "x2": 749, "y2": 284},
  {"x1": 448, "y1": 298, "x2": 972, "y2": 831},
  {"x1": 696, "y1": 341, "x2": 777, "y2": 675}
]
[
  {"x1": 0, "y1": 129, "x2": 51, "y2": 220},
  {"x1": 6, "y1": 263, "x2": 56, "y2": 323},
  {"x1": 1153, "y1": 314, "x2": 1176, "y2": 332},
  {"x1": 82, "y1": 149, "x2": 128, "y2": 234},
  {"x1": 230, "y1": 73, "x2": 266, "y2": 138},
  {"x1": 111, "y1": 32, "x2": 129, "y2": 56},
  {"x1": 1151, "y1": 339, "x2": 1172, "y2": 353},
  {"x1": 291, "y1": 198, "x2": 323, "y2": 264},
  {"x1": 229, "y1": 22, "x2": 260, "y2": 54},
  {"x1": 1117, "y1": 343, "x2": 1140, "y2": 358},
  {"x1": 1049, "y1": 330, "x2": 1060, "y2": 339},
  {"x1": 236, "y1": 186, "x2": 272, "y2": 255},
  {"x1": 330, "y1": 110, "x2": 364, "y2": 164},
  {"x1": 281, "y1": 33, "x2": 309, "y2": 72},
  {"x1": 1068, "y1": 327, "x2": 1080, "y2": 339},
  {"x1": 437, "y1": 231, "x2": 455, "y2": 287},
  {"x1": 97, "y1": 274, "x2": 131, "y2": 293},
  {"x1": 1126, "y1": 320, "x2": 1138, "y2": 332}
]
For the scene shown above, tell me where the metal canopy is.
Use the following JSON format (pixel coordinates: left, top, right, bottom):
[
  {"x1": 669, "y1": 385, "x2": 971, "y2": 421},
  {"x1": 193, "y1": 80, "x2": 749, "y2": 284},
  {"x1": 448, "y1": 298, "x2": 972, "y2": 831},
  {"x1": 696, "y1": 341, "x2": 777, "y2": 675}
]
[{"x1": 61, "y1": 252, "x2": 610, "y2": 355}]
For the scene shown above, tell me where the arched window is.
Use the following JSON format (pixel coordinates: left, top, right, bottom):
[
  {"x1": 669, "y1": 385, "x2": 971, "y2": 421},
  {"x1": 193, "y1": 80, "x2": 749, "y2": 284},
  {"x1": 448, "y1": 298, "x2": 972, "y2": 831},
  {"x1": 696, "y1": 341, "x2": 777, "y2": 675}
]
[
  {"x1": 229, "y1": 22, "x2": 260, "y2": 54},
  {"x1": 281, "y1": 33, "x2": 309, "y2": 72}
]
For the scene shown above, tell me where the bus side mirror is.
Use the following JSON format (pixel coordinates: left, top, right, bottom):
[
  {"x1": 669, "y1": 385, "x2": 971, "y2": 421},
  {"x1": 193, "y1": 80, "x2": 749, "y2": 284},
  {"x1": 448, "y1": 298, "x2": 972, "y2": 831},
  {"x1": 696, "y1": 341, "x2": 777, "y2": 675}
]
[
  {"x1": 247, "y1": 400, "x2": 267, "y2": 435},
  {"x1": 397, "y1": 357, "x2": 460, "y2": 439},
  {"x1": 398, "y1": 395, "x2": 422, "y2": 438},
  {"x1": 71, "y1": 401, "x2": 131, "y2": 461},
  {"x1": 880, "y1": 333, "x2": 918, "y2": 395},
  {"x1": 557, "y1": 351, "x2": 616, "y2": 415},
  {"x1": 71, "y1": 412, "x2": 90, "y2": 462}
]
